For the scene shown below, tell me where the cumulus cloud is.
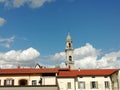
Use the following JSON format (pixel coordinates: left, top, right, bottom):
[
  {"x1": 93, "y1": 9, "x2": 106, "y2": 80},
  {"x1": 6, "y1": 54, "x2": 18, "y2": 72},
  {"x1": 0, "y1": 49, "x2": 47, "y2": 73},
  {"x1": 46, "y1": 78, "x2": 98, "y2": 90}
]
[
  {"x1": 0, "y1": 17, "x2": 6, "y2": 26},
  {"x1": 0, "y1": 47, "x2": 40, "y2": 68},
  {"x1": 1, "y1": 42, "x2": 120, "y2": 69},
  {"x1": 74, "y1": 43, "x2": 99, "y2": 60},
  {"x1": 0, "y1": 36, "x2": 15, "y2": 48},
  {"x1": 52, "y1": 52, "x2": 65, "y2": 61},
  {"x1": 73, "y1": 43, "x2": 99, "y2": 69},
  {"x1": 0, "y1": 0, "x2": 55, "y2": 9},
  {"x1": 97, "y1": 51, "x2": 120, "y2": 69},
  {"x1": 51, "y1": 43, "x2": 120, "y2": 69}
]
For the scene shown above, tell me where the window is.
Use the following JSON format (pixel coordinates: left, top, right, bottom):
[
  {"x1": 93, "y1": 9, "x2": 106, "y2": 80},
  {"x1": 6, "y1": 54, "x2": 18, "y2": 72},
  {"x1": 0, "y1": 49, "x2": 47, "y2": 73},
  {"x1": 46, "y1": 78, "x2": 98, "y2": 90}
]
[
  {"x1": 69, "y1": 56, "x2": 72, "y2": 61},
  {"x1": 32, "y1": 80, "x2": 37, "y2": 85},
  {"x1": 78, "y1": 82, "x2": 85, "y2": 89},
  {"x1": 67, "y1": 82, "x2": 71, "y2": 89},
  {"x1": 91, "y1": 81, "x2": 98, "y2": 89},
  {"x1": 104, "y1": 76, "x2": 108, "y2": 78},
  {"x1": 105, "y1": 81, "x2": 109, "y2": 88},
  {"x1": 69, "y1": 43, "x2": 71, "y2": 48},
  {"x1": 4, "y1": 79, "x2": 14, "y2": 86}
]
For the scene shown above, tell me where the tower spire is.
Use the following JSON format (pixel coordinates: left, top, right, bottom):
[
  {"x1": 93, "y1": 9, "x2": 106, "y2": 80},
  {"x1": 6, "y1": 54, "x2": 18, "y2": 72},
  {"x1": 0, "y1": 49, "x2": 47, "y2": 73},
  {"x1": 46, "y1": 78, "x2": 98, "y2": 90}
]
[
  {"x1": 66, "y1": 32, "x2": 72, "y2": 42},
  {"x1": 65, "y1": 33, "x2": 74, "y2": 69}
]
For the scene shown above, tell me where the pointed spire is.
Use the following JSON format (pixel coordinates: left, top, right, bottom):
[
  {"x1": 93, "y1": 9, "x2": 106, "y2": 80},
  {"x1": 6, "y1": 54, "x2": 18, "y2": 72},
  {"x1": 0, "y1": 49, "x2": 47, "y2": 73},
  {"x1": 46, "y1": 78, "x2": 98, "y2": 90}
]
[{"x1": 66, "y1": 32, "x2": 72, "y2": 42}]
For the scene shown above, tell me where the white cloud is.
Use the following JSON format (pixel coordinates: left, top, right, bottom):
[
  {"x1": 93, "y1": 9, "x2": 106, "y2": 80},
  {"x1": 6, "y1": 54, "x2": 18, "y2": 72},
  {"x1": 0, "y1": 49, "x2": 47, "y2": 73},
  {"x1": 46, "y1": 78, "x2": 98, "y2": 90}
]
[
  {"x1": 75, "y1": 57, "x2": 97, "y2": 69},
  {"x1": 0, "y1": 36, "x2": 15, "y2": 48},
  {"x1": 73, "y1": 43, "x2": 99, "y2": 69},
  {"x1": 13, "y1": 0, "x2": 26, "y2": 8},
  {"x1": 60, "y1": 62, "x2": 66, "y2": 68},
  {"x1": 0, "y1": 0, "x2": 55, "y2": 9},
  {"x1": 74, "y1": 43, "x2": 99, "y2": 60},
  {"x1": 0, "y1": 47, "x2": 40, "y2": 68},
  {"x1": 51, "y1": 43, "x2": 120, "y2": 69},
  {"x1": 0, "y1": 17, "x2": 6, "y2": 26},
  {"x1": 1, "y1": 42, "x2": 120, "y2": 69},
  {"x1": 29, "y1": 0, "x2": 55, "y2": 9},
  {"x1": 97, "y1": 51, "x2": 120, "y2": 69},
  {"x1": 52, "y1": 52, "x2": 65, "y2": 61}
]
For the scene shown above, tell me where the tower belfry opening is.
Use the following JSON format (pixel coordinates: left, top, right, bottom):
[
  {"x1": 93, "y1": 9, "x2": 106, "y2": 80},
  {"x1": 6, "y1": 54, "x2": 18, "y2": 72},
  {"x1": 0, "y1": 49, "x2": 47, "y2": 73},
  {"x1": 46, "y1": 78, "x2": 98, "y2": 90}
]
[{"x1": 65, "y1": 33, "x2": 74, "y2": 69}]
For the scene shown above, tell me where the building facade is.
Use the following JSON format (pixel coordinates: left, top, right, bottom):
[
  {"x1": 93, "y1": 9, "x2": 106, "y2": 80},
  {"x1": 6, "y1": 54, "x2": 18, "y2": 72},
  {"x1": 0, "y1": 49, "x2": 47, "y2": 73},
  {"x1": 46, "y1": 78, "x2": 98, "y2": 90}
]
[
  {"x1": 0, "y1": 67, "x2": 58, "y2": 86},
  {"x1": 57, "y1": 69, "x2": 119, "y2": 90}
]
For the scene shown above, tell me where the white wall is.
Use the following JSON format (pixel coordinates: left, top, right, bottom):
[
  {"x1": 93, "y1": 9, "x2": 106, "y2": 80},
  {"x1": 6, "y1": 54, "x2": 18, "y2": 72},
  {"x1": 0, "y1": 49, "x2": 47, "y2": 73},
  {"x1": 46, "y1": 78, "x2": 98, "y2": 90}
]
[
  {"x1": 57, "y1": 76, "x2": 112, "y2": 90},
  {"x1": 42, "y1": 77, "x2": 56, "y2": 85},
  {"x1": 57, "y1": 78, "x2": 75, "y2": 90},
  {"x1": 76, "y1": 76, "x2": 112, "y2": 90},
  {"x1": 0, "y1": 75, "x2": 56, "y2": 86},
  {"x1": 0, "y1": 75, "x2": 40, "y2": 86}
]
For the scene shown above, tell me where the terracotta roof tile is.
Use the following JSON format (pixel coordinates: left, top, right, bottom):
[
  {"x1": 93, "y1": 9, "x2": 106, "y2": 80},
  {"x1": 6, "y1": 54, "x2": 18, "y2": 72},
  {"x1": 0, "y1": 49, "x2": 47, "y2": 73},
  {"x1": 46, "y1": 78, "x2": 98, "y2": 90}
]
[
  {"x1": 57, "y1": 69, "x2": 118, "y2": 78},
  {"x1": 77, "y1": 69, "x2": 117, "y2": 76},
  {"x1": 0, "y1": 68, "x2": 58, "y2": 75},
  {"x1": 57, "y1": 71, "x2": 77, "y2": 78},
  {"x1": 0, "y1": 68, "x2": 118, "y2": 77}
]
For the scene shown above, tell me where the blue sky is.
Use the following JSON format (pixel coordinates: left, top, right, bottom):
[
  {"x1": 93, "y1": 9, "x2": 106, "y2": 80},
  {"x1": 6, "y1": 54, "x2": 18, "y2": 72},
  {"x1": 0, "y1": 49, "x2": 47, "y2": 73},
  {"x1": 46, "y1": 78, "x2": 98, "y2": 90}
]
[{"x1": 0, "y1": 0, "x2": 120, "y2": 68}]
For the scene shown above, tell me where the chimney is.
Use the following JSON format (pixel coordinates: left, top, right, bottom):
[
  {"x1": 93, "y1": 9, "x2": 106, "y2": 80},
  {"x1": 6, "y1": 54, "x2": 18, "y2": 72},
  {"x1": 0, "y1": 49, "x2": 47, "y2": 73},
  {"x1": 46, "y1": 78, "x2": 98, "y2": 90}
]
[{"x1": 17, "y1": 65, "x2": 20, "y2": 69}]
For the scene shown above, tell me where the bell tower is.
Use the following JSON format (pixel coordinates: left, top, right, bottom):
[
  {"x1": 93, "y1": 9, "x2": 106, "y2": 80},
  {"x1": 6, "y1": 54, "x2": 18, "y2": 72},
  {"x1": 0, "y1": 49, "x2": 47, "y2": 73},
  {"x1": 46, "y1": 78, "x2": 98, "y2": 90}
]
[{"x1": 65, "y1": 33, "x2": 74, "y2": 69}]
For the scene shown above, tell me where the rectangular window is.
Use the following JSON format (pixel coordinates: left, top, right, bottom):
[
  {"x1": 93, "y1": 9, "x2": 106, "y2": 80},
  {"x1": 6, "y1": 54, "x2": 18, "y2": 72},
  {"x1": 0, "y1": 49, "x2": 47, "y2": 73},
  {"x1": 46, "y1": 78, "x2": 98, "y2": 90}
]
[
  {"x1": 78, "y1": 82, "x2": 85, "y2": 89},
  {"x1": 32, "y1": 80, "x2": 37, "y2": 85},
  {"x1": 104, "y1": 76, "x2": 108, "y2": 78},
  {"x1": 91, "y1": 81, "x2": 98, "y2": 89},
  {"x1": 105, "y1": 81, "x2": 109, "y2": 88},
  {"x1": 67, "y1": 82, "x2": 71, "y2": 89},
  {"x1": 5, "y1": 79, "x2": 14, "y2": 86}
]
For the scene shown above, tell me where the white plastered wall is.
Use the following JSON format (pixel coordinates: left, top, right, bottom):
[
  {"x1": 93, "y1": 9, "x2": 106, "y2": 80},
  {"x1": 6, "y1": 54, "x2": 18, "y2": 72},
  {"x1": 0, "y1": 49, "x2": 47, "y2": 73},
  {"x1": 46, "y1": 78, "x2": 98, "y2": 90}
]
[
  {"x1": 76, "y1": 76, "x2": 112, "y2": 90},
  {"x1": 0, "y1": 75, "x2": 56, "y2": 86},
  {"x1": 57, "y1": 76, "x2": 112, "y2": 90},
  {"x1": 0, "y1": 75, "x2": 41, "y2": 85},
  {"x1": 57, "y1": 78, "x2": 75, "y2": 90}
]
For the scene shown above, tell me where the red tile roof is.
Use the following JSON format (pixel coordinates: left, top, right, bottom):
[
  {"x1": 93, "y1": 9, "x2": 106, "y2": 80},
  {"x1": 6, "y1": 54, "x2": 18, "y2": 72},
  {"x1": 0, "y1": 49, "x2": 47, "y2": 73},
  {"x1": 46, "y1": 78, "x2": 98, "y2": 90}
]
[
  {"x1": 0, "y1": 68, "x2": 118, "y2": 77},
  {"x1": 57, "y1": 69, "x2": 118, "y2": 78},
  {"x1": 77, "y1": 69, "x2": 118, "y2": 76},
  {"x1": 57, "y1": 70, "x2": 77, "y2": 77},
  {"x1": 0, "y1": 68, "x2": 59, "y2": 75}
]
